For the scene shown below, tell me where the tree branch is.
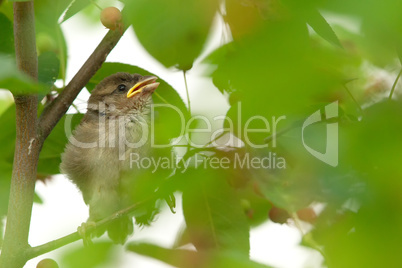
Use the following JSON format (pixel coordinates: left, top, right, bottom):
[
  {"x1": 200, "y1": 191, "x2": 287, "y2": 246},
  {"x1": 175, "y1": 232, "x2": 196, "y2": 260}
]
[
  {"x1": 38, "y1": 27, "x2": 126, "y2": 141},
  {"x1": 26, "y1": 197, "x2": 154, "y2": 259},
  {"x1": 0, "y1": 2, "x2": 39, "y2": 268}
]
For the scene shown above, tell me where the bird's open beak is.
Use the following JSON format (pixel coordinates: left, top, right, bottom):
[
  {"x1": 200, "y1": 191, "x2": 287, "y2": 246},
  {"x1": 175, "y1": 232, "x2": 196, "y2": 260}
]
[{"x1": 127, "y1": 76, "x2": 160, "y2": 98}]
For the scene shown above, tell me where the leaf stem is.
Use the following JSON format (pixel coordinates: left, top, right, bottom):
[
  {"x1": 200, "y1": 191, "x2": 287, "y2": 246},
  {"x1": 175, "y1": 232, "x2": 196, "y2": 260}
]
[
  {"x1": 90, "y1": 0, "x2": 103, "y2": 11},
  {"x1": 183, "y1": 70, "x2": 191, "y2": 116},
  {"x1": 389, "y1": 68, "x2": 402, "y2": 100},
  {"x1": 343, "y1": 83, "x2": 363, "y2": 113},
  {"x1": 154, "y1": 91, "x2": 170, "y2": 105},
  {"x1": 183, "y1": 70, "x2": 192, "y2": 151},
  {"x1": 204, "y1": 130, "x2": 228, "y2": 147}
]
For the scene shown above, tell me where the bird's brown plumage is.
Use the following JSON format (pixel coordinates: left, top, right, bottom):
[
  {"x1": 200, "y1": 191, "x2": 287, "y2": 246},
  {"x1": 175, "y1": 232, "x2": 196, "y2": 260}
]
[{"x1": 60, "y1": 72, "x2": 159, "y2": 243}]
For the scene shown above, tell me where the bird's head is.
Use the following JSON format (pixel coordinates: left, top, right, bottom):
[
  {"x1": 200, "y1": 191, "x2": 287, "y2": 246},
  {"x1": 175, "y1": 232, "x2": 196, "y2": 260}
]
[{"x1": 87, "y1": 72, "x2": 160, "y2": 117}]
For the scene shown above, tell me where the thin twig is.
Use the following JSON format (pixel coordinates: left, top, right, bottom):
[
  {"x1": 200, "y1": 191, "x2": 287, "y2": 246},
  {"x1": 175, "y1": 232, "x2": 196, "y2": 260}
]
[
  {"x1": 70, "y1": 103, "x2": 81, "y2": 113},
  {"x1": 292, "y1": 213, "x2": 326, "y2": 259},
  {"x1": 204, "y1": 130, "x2": 228, "y2": 147},
  {"x1": 183, "y1": 71, "x2": 191, "y2": 116},
  {"x1": 343, "y1": 83, "x2": 363, "y2": 113},
  {"x1": 89, "y1": 0, "x2": 103, "y2": 10},
  {"x1": 154, "y1": 91, "x2": 170, "y2": 105},
  {"x1": 172, "y1": 131, "x2": 229, "y2": 149},
  {"x1": 264, "y1": 120, "x2": 302, "y2": 144},
  {"x1": 26, "y1": 197, "x2": 155, "y2": 259},
  {"x1": 389, "y1": 68, "x2": 402, "y2": 100},
  {"x1": 264, "y1": 116, "x2": 343, "y2": 145},
  {"x1": 183, "y1": 71, "x2": 192, "y2": 152}
]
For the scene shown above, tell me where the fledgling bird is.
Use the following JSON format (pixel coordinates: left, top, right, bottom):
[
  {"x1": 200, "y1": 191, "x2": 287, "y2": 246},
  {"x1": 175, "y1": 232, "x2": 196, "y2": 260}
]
[{"x1": 60, "y1": 72, "x2": 159, "y2": 244}]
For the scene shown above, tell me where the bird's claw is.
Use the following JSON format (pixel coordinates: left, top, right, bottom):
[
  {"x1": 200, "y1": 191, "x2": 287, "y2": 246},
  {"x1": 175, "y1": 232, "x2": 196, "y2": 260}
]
[{"x1": 77, "y1": 221, "x2": 96, "y2": 246}]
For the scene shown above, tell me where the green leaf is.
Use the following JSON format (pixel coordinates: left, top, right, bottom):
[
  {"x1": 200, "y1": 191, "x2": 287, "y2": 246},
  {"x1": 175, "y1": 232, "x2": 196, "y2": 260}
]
[
  {"x1": 0, "y1": 2, "x2": 13, "y2": 22},
  {"x1": 61, "y1": 242, "x2": 115, "y2": 268},
  {"x1": 38, "y1": 51, "x2": 60, "y2": 88},
  {"x1": 0, "y1": 215, "x2": 3, "y2": 247},
  {"x1": 35, "y1": 0, "x2": 69, "y2": 81},
  {"x1": 345, "y1": 100, "x2": 402, "y2": 184},
  {"x1": 33, "y1": 192, "x2": 43, "y2": 204},
  {"x1": 181, "y1": 168, "x2": 250, "y2": 254},
  {"x1": 0, "y1": 12, "x2": 14, "y2": 55},
  {"x1": 0, "y1": 105, "x2": 17, "y2": 164},
  {"x1": 173, "y1": 225, "x2": 192, "y2": 248},
  {"x1": 322, "y1": 0, "x2": 402, "y2": 66},
  {"x1": 34, "y1": 0, "x2": 71, "y2": 26},
  {"x1": 127, "y1": 243, "x2": 273, "y2": 268},
  {"x1": 205, "y1": 19, "x2": 351, "y2": 146},
  {"x1": 236, "y1": 187, "x2": 272, "y2": 227},
  {"x1": 302, "y1": 100, "x2": 402, "y2": 267},
  {"x1": 0, "y1": 161, "x2": 12, "y2": 217},
  {"x1": 0, "y1": 54, "x2": 48, "y2": 95},
  {"x1": 305, "y1": 8, "x2": 342, "y2": 48},
  {"x1": 125, "y1": 0, "x2": 218, "y2": 69},
  {"x1": 0, "y1": 94, "x2": 13, "y2": 116},
  {"x1": 61, "y1": 0, "x2": 90, "y2": 23},
  {"x1": 396, "y1": 43, "x2": 402, "y2": 65}
]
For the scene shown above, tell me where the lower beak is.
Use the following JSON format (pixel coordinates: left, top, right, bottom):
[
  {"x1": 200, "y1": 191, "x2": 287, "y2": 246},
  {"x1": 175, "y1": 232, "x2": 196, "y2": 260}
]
[{"x1": 127, "y1": 76, "x2": 160, "y2": 98}]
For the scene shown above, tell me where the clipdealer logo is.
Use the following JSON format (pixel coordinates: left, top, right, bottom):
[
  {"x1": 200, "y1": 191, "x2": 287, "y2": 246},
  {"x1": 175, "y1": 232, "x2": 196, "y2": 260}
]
[
  {"x1": 302, "y1": 101, "x2": 338, "y2": 167},
  {"x1": 64, "y1": 101, "x2": 339, "y2": 167}
]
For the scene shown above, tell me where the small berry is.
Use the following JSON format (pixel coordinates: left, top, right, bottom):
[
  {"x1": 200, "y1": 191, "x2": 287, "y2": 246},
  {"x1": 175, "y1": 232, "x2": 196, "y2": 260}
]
[
  {"x1": 100, "y1": 7, "x2": 122, "y2": 30},
  {"x1": 296, "y1": 207, "x2": 317, "y2": 224},
  {"x1": 36, "y1": 258, "x2": 59, "y2": 268},
  {"x1": 177, "y1": 62, "x2": 193, "y2": 71},
  {"x1": 36, "y1": 33, "x2": 58, "y2": 55},
  {"x1": 269, "y1": 206, "x2": 290, "y2": 224}
]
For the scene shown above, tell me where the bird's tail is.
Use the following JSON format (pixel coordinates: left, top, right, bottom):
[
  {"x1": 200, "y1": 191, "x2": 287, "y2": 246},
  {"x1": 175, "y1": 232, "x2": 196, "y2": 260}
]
[{"x1": 107, "y1": 216, "x2": 134, "y2": 244}]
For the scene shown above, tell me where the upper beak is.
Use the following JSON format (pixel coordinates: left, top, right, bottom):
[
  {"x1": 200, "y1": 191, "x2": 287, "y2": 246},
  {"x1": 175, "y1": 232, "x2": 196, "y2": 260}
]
[{"x1": 127, "y1": 76, "x2": 160, "y2": 98}]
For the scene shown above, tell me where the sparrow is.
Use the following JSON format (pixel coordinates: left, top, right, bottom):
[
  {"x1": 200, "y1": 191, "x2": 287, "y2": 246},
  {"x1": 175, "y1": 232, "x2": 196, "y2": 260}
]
[{"x1": 60, "y1": 72, "x2": 160, "y2": 244}]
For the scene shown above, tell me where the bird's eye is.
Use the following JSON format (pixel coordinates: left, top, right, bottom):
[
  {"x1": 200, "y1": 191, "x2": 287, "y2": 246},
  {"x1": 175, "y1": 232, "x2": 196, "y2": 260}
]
[{"x1": 117, "y1": 84, "x2": 126, "y2": 92}]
